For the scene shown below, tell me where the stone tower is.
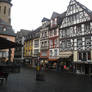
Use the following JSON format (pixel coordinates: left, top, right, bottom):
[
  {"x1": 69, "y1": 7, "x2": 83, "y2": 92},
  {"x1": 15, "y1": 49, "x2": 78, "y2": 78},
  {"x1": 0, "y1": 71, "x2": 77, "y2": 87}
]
[{"x1": 0, "y1": 0, "x2": 12, "y2": 25}]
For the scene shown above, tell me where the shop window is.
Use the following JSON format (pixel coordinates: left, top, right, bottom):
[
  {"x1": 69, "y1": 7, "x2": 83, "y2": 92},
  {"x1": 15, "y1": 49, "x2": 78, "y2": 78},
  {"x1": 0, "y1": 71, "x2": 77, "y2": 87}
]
[
  {"x1": 88, "y1": 52, "x2": 91, "y2": 60},
  {"x1": 83, "y1": 52, "x2": 86, "y2": 61},
  {"x1": 78, "y1": 52, "x2": 91, "y2": 61},
  {"x1": 79, "y1": 52, "x2": 82, "y2": 60}
]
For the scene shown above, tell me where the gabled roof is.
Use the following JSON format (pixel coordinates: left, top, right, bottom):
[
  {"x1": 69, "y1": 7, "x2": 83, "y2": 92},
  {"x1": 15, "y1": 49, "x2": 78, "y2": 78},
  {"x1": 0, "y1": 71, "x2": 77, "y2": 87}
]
[
  {"x1": 42, "y1": 17, "x2": 50, "y2": 22},
  {"x1": 57, "y1": 12, "x2": 66, "y2": 25},
  {"x1": 69, "y1": 0, "x2": 92, "y2": 20},
  {"x1": 25, "y1": 26, "x2": 41, "y2": 41},
  {"x1": 76, "y1": 0, "x2": 92, "y2": 19},
  {"x1": 32, "y1": 26, "x2": 41, "y2": 39},
  {"x1": 51, "y1": 12, "x2": 60, "y2": 19},
  {"x1": 0, "y1": 18, "x2": 16, "y2": 37}
]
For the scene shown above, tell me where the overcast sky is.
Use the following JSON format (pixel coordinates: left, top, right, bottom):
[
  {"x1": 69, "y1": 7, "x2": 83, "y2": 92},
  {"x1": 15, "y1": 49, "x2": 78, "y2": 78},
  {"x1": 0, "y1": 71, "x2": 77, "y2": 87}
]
[{"x1": 11, "y1": 0, "x2": 92, "y2": 33}]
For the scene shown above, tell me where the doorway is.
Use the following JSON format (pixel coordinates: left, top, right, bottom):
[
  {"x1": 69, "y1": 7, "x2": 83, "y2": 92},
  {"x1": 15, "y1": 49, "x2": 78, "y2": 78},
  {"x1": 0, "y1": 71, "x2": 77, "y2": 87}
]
[{"x1": 85, "y1": 64, "x2": 89, "y2": 74}]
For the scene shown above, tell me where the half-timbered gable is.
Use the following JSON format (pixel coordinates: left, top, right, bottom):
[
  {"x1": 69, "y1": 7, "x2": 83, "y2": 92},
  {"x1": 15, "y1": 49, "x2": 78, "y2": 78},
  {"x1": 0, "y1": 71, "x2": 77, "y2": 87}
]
[{"x1": 61, "y1": 0, "x2": 92, "y2": 29}]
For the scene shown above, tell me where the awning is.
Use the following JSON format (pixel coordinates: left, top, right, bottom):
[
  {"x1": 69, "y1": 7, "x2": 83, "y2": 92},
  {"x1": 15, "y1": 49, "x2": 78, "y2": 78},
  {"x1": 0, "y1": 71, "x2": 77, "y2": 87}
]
[
  {"x1": 59, "y1": 51, "x2": 73, "y2": 58},
  {"x1": 40, "y1": 57, "x2": 48, "y2": 60},
  {"x1": 73, "y1": 61, "x2": 92, "y2": 64},
  {"x1": 0, "y1": 37, "x2": 23, "y2": 49}
]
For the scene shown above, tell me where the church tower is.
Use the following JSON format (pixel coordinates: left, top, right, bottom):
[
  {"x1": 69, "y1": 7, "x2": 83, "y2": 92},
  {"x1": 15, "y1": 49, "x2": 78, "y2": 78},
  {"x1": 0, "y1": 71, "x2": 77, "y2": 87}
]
[{"x1": 0, "y1": 0, "x2": 12, "y2": 25}]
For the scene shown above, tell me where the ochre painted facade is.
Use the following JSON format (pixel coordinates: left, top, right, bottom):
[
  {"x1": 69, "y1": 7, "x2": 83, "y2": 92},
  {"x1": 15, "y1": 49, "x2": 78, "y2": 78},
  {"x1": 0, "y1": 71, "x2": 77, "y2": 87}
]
[{"x1": 24, "y1": 40, "x2": 32, "y2": 57}]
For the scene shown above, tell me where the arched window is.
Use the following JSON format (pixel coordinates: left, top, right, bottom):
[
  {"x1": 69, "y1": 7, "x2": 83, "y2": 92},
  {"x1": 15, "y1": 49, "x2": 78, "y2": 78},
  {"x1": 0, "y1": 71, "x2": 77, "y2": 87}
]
[{"x1": 4, "y1": 6, "x2": 6, "y2": 14}]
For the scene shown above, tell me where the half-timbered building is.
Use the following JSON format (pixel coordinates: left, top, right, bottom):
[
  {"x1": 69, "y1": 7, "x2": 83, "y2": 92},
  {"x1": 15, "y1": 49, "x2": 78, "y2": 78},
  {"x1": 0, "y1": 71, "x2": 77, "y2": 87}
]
[{"x1": 60, "y1": 0, "x2": 92, "y2": 75}]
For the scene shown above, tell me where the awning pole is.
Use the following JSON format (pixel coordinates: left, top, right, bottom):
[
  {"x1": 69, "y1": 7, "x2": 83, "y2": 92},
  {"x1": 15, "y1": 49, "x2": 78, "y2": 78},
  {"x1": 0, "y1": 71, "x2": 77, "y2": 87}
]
[{"x1": 8, "y1": 48, "x2": 11, "y2": 62}]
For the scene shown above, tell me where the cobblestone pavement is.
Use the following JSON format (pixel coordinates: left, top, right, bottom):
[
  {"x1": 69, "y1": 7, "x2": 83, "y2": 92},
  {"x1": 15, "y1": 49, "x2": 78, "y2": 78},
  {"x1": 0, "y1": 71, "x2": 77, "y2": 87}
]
[{"x1": 0, "y1": 67, "x2": 92, "y2": 92}]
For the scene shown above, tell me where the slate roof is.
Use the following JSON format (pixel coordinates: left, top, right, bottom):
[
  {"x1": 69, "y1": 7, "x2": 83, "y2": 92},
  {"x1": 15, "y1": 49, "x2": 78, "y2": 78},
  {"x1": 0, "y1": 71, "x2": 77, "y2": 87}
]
[
  {"x1": 16, "y1": 29, "x2": 31, "y2": 39},
  {"x1": 42, "y1": 17, "x2": 50, "y2": 22},
  {"x1": 51, "y1": 12, "x2": 60, "y2": 19},
  {"x1": 50, "y1": 11, "x2": 66, "y2": 26},
  {"x1": 25, "y1": 26, "x2": 41, "y2": 41},
  {"x1": 57, "y1": 12, "x2": 66, "y2": 25},
  {"x1": 32, "y1": 26, "x2": 41, "y2": 39},
  {"x1": 0, "y1": 18, "x2": 16, "y2": 37}
]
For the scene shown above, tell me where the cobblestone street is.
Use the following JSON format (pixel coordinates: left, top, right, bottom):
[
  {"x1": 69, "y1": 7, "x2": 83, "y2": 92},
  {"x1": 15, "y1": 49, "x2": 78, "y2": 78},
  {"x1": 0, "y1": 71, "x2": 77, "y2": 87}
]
[{"x1": 0, "y1": 66, "x2": 92, "y2": 92}]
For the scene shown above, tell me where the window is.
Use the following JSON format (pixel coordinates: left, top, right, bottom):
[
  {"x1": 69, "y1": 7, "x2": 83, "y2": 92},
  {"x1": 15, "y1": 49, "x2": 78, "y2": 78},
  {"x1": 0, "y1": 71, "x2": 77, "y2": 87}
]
[
  {"x1": 79, "y1": 52, "x2": 82, "y2": 60},
  {"x1": 4, "y1": 6, "x2": 6, "y2": 14},
  {"x1": 50, "y1": 40, "x2": 53, "y2": 47},
  {"x1": 54, "y1": 49, "x2": 57, "y2": 56},
  {"x1": 67, "y1": 40, "x2": 71, "y2": 48},
  {"x1": 51, "y1": 18, "x2": 57, "y2": 27},
  {"x1": 41, "y1": 42, "x2": 44, "y2": 47},
  {"x1": 1, "y1": 51, "x2": 8, "y2": 58},
  {"x1": 34, "y1": 40, "x2": 39, "y2": 48},
  {"x1": 84, "y1": 23, "x2": 90, "y2": 34},
  {"x1": 54, "y1": 39, "x2": 57, "y2": 47},
  {"x1": 77, "y1": 39, "x2": 82, "y2": 47},
  {"x1": 67, "y1": 29, "x2": 70, "y2": 37},
  {"x1": 0, "y1": 6, "x2": 1, "y2": 13},
  {"x1": 61, "y1": 41, "x2": 66, "y2": 50},
  {"x1": 3, "y1": 27, "x2": 7, "y2": 31},
  {"x1": 78, "y1": 51, "x2": 91, "y2": 61},
  {"x1": 50, "y1": 31, "x2": 53, "y2": 36},
  {"x1": 41, "y1": 51, "x2": 47, "y2": 56},
  {"x1": 34, "y1": 49, "x2": 39, "y2": 55},
  {"x1": 50, "y1": 50, "x2": 53, "y2": 56},
  {"x1": 54, "y1": 29, "x2": 57, "y2": 35},
  {"x1": 76, "y1": 25, "x2": 81, "y2": 35},
  {"x1": 62, "y1": 30, "x2": 66, "y2": 37},
  {"x1": 88, "y1": 52, "x2": 91, "y2": 60},
  {"x1": 83, "y1": 52, "x2": 86, "y2": 61},
  {"x1": 44, "y1": 41, "x2": 47, "y2": 47},
  {"x1": 45, "y1": 32, "x2": 47, "y2": 37},
  {"x1": 8, "y1": 8, "x2": 10, "y2": 16},
  {"x1": 85, "y1": 38, "x2": 91, "y2": 46}
]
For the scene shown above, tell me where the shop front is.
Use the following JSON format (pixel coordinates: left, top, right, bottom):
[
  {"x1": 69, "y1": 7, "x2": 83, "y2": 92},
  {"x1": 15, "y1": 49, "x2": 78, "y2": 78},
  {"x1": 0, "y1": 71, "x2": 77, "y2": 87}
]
[
  {"x1": 58, "y1": 51, "x2": 73, "y2": 71},
  {"x1": 73, "y1": 62, "x2": 92, "y2": 75}
]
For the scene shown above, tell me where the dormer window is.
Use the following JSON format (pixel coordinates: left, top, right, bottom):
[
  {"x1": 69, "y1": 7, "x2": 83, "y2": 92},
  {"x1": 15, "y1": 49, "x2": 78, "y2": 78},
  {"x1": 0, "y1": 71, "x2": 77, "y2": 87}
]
[{"x1": 51, "y1": 18, "x2": 57, "y2": 28}]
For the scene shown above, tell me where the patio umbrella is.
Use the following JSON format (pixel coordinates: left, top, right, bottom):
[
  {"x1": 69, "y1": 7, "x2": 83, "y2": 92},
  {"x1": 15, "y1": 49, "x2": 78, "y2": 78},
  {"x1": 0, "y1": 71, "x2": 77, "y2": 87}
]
[{"x1": 0, "y1": 37, "x2": 23, "y2": 49}]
